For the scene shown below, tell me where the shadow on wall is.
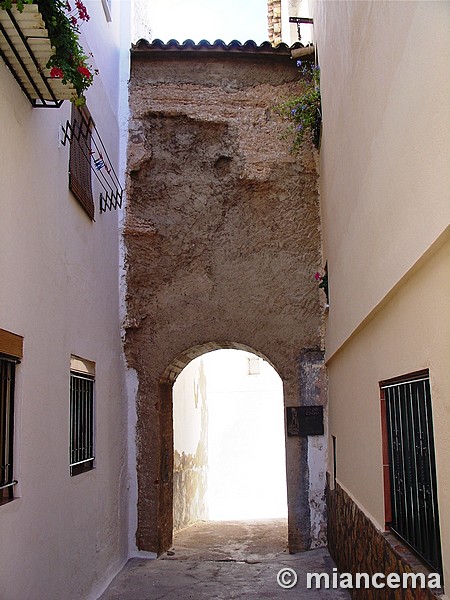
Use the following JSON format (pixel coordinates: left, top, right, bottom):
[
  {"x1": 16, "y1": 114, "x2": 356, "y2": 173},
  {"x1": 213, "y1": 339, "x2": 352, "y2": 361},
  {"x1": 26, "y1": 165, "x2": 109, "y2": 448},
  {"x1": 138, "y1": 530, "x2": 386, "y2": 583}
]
[{"x1": 173, "y1": 358, "x2": 209, "y2": 530}]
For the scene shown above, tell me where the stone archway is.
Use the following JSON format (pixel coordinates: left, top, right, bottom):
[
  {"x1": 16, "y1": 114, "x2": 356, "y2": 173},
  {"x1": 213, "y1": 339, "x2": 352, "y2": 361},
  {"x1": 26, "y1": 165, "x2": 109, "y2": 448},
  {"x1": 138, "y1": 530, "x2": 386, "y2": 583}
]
[{"x1": 125, "y1": 39, "x2": 327, "y2": 555}]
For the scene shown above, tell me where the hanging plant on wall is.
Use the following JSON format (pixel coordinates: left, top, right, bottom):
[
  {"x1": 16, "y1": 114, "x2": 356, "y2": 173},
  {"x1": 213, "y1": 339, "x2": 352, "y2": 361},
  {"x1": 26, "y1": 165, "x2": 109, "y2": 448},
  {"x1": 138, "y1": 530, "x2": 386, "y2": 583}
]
[
  {"x1": 276, "y1": 60, "x2": 322, "y2": 151},
  {"x1": 315, "y1": 267, "x2": 329, "y2": 304},
  {"x1": 0, "y1": 0, "x2": 97, "y2": 105}
]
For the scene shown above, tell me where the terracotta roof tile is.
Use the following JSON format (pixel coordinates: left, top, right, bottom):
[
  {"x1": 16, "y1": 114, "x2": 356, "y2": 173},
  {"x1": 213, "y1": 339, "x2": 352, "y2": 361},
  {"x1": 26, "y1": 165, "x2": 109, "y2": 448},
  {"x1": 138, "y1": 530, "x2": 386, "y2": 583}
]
[{"x1": 131, "y1": 38, "x2": 305, "y2": 58}]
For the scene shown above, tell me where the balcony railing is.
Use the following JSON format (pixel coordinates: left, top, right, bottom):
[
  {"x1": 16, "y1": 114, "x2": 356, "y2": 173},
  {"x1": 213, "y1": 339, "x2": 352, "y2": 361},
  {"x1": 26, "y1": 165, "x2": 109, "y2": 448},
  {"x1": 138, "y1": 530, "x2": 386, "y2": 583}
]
[{"x1": 0, "y1": 4, "x2": 75, "y2": 107}]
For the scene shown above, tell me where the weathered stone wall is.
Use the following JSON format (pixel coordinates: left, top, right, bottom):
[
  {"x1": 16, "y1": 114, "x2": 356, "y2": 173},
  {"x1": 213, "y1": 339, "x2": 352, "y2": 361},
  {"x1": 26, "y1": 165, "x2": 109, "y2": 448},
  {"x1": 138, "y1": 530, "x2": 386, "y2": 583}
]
[
  {"x1": 267, "y1": 0, "x2": 282, "y2": 45},
  {"x1": 125, "y1": 42, "x2": 324, "y2": 554},
  {"x1": 327, "y1": 478, "x2": 444, "y2": 599}
]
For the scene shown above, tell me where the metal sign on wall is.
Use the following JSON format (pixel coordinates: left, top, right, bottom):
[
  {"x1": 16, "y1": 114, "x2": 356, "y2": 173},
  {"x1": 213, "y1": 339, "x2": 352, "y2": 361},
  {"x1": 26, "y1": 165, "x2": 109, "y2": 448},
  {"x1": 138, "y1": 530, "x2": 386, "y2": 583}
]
[{"x1": 286, "y1": 406, "x2": 324, "y2": 437}]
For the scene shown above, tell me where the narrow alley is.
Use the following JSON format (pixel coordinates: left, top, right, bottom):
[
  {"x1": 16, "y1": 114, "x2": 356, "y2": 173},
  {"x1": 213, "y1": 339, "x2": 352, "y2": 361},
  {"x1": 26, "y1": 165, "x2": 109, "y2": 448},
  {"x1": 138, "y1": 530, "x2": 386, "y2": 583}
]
[
  {"x1": 0, "y1": 1, "x2": 447, "y2": 599},
  {"x1": 99, "y1": 520, "x2": 351, "y2": 599}
]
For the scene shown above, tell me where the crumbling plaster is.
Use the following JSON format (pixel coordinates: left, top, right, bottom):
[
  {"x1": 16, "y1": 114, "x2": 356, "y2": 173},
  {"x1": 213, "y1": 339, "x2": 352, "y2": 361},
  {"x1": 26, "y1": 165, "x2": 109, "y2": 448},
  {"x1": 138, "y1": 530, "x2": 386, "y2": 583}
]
[{"x1": 125, "y1": 46, "x2": 325, "y2": 555}]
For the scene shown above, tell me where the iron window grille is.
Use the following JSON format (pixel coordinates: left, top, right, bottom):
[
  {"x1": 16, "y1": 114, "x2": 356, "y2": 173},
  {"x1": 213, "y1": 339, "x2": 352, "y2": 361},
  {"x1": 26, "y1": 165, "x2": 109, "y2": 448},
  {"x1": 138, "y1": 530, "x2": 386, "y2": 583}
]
[
  {"x1": 381, "y1": 372, "x2": 442, "y2": 574},
  {"x1": 70, "y1": 371, "x2": 95, "y2": 477},
  {"x1": 61, "y1": 106, "x2": 123, "y2": 217},
  {"x1": 0, "y1": 354, "x2": 18, "y2": 503}
]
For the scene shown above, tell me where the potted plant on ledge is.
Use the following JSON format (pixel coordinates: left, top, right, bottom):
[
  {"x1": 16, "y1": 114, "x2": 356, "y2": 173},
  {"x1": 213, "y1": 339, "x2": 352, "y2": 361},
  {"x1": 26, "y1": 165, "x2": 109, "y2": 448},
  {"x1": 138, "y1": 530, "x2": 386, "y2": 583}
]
[
  {"x1": 0, "y1": 0, "x2": 97, "y2": 106},
  {"x1": 315, "y1": 268, "x2": 329, "y2": 306}
]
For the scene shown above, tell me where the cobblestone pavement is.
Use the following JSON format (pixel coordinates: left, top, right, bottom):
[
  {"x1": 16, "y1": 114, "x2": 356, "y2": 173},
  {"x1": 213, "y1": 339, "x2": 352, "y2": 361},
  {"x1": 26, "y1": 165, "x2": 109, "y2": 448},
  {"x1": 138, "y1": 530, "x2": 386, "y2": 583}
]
[{"x1": 98, "y1": 520, "x2": 351, "y2": 600}]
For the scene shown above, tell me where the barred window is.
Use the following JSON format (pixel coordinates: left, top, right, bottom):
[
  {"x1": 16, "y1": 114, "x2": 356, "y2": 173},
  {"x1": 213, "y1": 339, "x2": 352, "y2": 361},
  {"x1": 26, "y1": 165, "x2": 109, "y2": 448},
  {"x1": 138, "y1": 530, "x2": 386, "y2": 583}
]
[
  {"x1": 381, "y1": 372, "x2": 442, "y2": 573},
  {"x1": 70, "y1": 356, "x2": 95, "y2": 476},
  {"x1": 0, "y1": 355, "x2": 17, "y2": 503},
  {"x1": 0, "y1": 329, "x2": 22, "y2": 505}
]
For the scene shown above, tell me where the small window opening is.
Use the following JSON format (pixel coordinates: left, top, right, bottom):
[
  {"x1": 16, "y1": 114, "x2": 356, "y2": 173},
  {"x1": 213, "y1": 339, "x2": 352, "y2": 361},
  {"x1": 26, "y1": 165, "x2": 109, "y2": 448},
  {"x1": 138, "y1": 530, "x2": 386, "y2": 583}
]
[
  {"x1": 247, "y1": 357, "x2": 260, "y2": 375},
  {"x1": 70, "y1": 356, "x2": 95, "y2": 476},
  {"x1": 0, "y1": 355, "x2": 18, "y2": 504}
]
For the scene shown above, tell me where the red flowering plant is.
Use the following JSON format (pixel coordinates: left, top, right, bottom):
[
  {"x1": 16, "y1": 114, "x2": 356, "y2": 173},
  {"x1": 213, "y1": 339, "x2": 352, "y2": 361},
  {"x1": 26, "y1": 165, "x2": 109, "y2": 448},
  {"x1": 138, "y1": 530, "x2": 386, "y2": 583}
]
[
  {"x1": 315, "y1": 268, "x2": 329, "y2": 304},
  {"x1": 0, "y1": 0, "x2": 97, "y2": 104}
]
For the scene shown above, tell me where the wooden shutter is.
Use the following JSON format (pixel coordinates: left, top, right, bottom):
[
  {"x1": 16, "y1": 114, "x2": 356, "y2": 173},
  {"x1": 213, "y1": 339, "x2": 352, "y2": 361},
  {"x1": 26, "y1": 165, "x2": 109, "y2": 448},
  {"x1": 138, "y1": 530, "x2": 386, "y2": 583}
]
[{"x1": 69, "y1": 104, "x2": 95, "y2": 220}]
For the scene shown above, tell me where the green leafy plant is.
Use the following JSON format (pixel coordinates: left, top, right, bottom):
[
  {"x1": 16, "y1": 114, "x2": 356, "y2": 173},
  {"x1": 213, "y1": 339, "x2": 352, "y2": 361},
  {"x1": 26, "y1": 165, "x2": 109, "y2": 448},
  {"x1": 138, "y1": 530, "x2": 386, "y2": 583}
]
[
  {"x1": 0, "y1": 0, "x2": 31, "y2": 9},
  {"x1": 276, "y1": 60, "x2": 321, "y2": 151},
  {"x1": 0, "y1": 0, "x2": 97, "y2": 104}
]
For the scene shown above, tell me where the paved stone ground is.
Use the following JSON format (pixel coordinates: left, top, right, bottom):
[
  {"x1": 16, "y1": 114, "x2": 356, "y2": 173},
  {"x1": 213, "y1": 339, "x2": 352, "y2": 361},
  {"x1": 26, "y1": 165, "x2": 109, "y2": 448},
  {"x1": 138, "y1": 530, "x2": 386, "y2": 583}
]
[{"x1": 98, "y1": 520, "x2": 350, "y2": 599}]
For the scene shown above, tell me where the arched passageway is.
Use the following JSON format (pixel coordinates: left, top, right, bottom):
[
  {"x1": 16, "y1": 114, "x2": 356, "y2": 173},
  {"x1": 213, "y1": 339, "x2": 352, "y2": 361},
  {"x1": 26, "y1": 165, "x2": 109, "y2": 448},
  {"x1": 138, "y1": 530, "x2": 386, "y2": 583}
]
[
  {"x1": 172, "y1": 349, "x2": 287, "y2": 531},
  {"x1": 125, "y1": 40, "x2": 327, "y2": 555},
  {"x1": 127, "y1": 339, "x2": 326, "y2": 555}
]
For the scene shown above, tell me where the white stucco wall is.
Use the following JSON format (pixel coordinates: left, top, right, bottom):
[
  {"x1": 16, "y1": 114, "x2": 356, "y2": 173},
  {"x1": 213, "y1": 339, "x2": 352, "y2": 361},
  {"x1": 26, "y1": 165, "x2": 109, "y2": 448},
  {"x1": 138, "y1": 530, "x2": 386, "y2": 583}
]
[
  {"x1": 0, "y1": 1, "x2": 131, "y2": 598},
  {"x1": 173, "y1": 357, "x2": 209, "y2": 530},
  {"x1": 311, "y1": 0, "x2": 450, "y2": 586},
  {"x1": 174, "y1": 359, "x2": 206, "y2": 457},
  {"x1": 206, "y1": 350, "x2": 287, "y2": 520},
  {"x1": 173, "y1": 350, "x2": 288, "y2": 522}
]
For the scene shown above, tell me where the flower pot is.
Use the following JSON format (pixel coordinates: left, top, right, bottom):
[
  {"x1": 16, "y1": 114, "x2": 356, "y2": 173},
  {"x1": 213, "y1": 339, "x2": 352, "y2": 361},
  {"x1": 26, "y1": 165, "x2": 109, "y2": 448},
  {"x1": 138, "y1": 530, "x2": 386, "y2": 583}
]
[{"x1": 0, "y1": 4, "x2": 76, "y2": 106}]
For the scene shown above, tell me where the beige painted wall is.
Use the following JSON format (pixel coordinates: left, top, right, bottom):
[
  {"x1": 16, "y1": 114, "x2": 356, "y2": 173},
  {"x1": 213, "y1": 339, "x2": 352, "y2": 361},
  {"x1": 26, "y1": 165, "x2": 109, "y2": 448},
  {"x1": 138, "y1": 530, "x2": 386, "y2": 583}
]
[
  {"x1": 327, "y1": 237, "x2": 450, "y2": 549},
  {"x1": 0, "y1": 2, "x2": 130, "y2": 598},
  {"x1": 313, "y1": 0, "x2": 449, "y2": 356},
  {"x1": 312, "y1": 0, "x2": 450, "y2": 587}
]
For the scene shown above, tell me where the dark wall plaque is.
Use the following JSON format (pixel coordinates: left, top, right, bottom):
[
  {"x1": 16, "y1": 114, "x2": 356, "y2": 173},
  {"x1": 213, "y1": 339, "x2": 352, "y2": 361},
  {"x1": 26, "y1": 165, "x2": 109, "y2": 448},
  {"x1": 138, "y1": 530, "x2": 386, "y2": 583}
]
[
  {"x1": 286, "y1": 406, "x2": 324, "y2": 436},
  {"x1": 299, "y1": 406, "x2": 324, "y2": 436}
]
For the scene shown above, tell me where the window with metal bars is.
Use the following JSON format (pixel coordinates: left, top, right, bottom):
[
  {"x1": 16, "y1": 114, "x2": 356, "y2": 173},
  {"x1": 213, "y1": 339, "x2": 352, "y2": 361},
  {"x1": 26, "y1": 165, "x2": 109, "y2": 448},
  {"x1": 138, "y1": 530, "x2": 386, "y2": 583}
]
[
  {"x1": 381, "y1": 372, "x2": 442, "y2": 574},
  {"x1": 0, "y1": 355, "x2": 17, "y2": 503},
  {"x1": 70, "y1": 370, "x2": 95, "y2": 477}
]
